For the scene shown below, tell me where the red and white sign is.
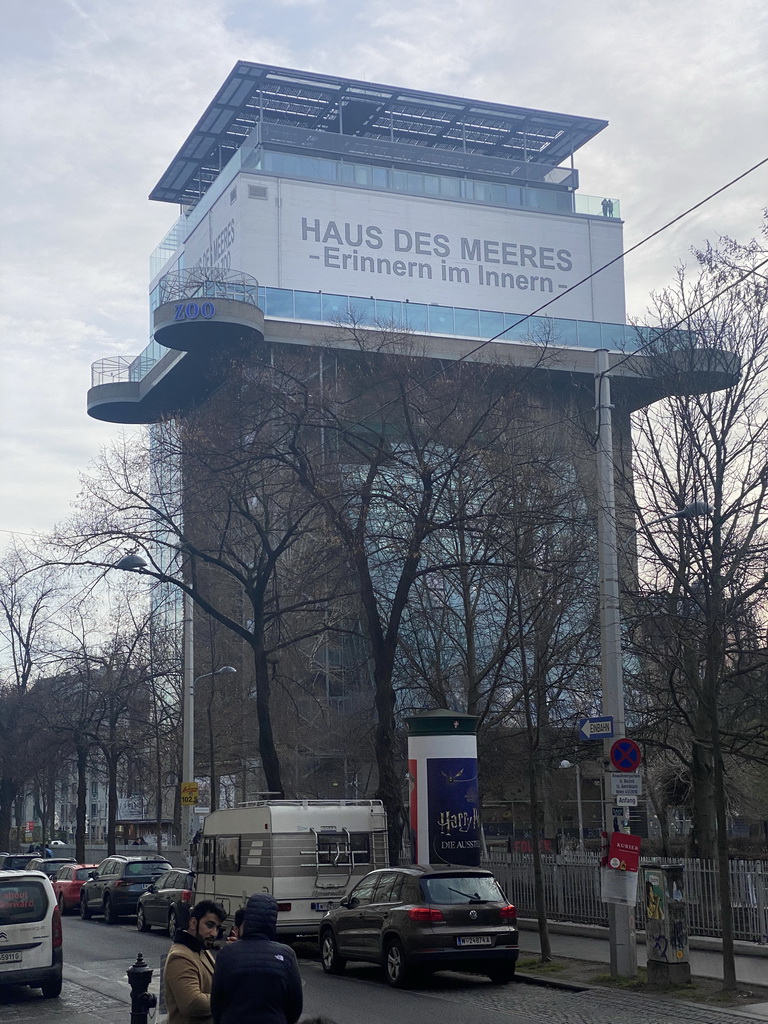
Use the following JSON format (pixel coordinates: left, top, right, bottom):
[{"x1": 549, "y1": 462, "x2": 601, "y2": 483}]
[
  {"x1": 610, "y1": 738, "x2": 642, "y2": 773},
  {"x1": 607, "y1": 831, "x2": 641, "y2": 872}
]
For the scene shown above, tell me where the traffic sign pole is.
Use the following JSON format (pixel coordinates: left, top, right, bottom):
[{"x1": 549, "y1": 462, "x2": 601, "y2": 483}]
[{"x1": 595, "y1": 351, "x2": 637, "y2": 979}]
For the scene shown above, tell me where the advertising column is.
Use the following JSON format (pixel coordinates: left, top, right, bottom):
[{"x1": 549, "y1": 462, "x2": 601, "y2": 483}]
[{"x1": 406, "y1": 709, "x2": 480, "y2": 866}]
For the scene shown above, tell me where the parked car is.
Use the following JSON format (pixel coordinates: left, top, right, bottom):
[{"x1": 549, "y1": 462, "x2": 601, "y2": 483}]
[
  {"x1": 136, "y1": 868, "x2": 194, "y2": 937},
  {"x1": 26, "y1": 857, "x2": 76, "y2": 881},
  {"x1": 80, "y1": 855, "x2": 173, "y2": 924},
  {"x1": 318, "y1": 865, "x2": 519, "y2": 988},
  {"x1": 0, "y1": 854, "x2": 38, "y2": 872},
  {"x1": 49, "y1": 841, "x2": 68, "y2": 848},
  {"x1": 0, "y1": 869, "x2": 63, "y2": 999},
  {"x1": 51, "y1": 863, "x2": 99, "y2": 914}
]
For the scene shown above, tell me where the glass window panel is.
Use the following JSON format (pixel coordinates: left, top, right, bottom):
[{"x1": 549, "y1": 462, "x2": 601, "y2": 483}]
[
  {"x1": 406, "y1": 172, "x2": 424, "y2": 193},
  {"x1": 575, "y1": 320, "x2": 602, "y2": 347},
  {"x1": 600, "y1": 322, "x2": 628, "y2": 350},
  {"x1": 374, "y1": 299, "x2": 404, "y2": 326},
  {"x1": 423, "y1": 175, "x2": 440, "y2": 196},
  {"x1": 479, "y1": 310, "x2": 505, "y2": 338},
  {"x1": 371, "y1": 166, "x2": 389, "y2": 187},
  {"x1": 353, "y1": 164, "x2": 372, "y2": 185},
  {"x1": 321, "y1": 293, "x2": 350, "y2": 321},
  {"x1": 454, "y1": 307, "x2": 480, "y2": 336},
  {"x1": 553, "y1": 318, "x2": 579, "y2": 347},
  {"x1": 340, "y1": 163, "x2": 356, "y2": 183},
  {"x1": 503, "y1": 312, "x2": 533, "y2": 341},
  {"x1": 265, "y1": 287, "x2": 294, "y2": 318},
  {"x1": 429, "y1": 305, "x2": 455, "y2": 334},
  {"x1": 392, "y1": 170, "x2": 407, "y2": 191},
  {"x1": 459, "y1": 179, "x2": 474, "y2": 200},
  {"x1": 440, "y1": 176, "x2": 460, "y2": 197},
  {"x1": 294, "y1": 291, "x2": 322, "y2": 320},
  {"x1": 347, "y1": 296, "x2": 376, "y2": 323},
  {"x1": 404, "y1": 303, "x2": 428, "y2": 332},
  {"x1": 505, "y1": 185, "x2": 523, "y2": 208}
]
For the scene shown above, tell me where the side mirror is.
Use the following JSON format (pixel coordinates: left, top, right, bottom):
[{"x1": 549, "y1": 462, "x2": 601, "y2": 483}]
[
  {"x1": 88, "y1": 871, "x2": 98, "y2": 880},
  {"x1": 343, "y1": 896, "x2": 358, "y2": 909}
]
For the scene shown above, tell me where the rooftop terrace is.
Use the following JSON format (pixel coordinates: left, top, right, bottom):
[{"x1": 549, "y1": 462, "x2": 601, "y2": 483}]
[{"x1": 150, "y1": 62, "x2": 608, "y2": 208}]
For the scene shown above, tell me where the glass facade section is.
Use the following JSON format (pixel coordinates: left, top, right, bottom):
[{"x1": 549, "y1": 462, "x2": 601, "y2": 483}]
[{"x1": 250, "y1": 149, "x2": 620, "y2": 220}]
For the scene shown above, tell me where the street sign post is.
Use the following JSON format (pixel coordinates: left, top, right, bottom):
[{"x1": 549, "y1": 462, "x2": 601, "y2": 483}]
[
  {"x1": 610, "y1": 738, "x2": 642, "y2": 772},
  {"x1": 578, "y1": 716, "x2": 614, "y2": 741}
]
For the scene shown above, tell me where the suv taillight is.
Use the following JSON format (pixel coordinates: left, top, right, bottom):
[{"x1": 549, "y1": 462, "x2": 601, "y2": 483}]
[
  {"x1": 181, "y1": 889, "x2": 192, "y2": 902},
  {"x1": 409, "y1": 906, "x2": 444, "y2": 923},
  {"x1": 499, "y1": 904, "x2": 517, "y2": 921},
  {"x1": 114, "y1": 880, "x2": 129, "y2": 887},
  {"x1": 52, "y1": 905, "x2": 62, "y2": 948}
]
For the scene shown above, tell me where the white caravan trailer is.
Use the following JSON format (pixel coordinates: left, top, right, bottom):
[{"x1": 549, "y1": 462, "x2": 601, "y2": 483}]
[{"x1": 194, "y1": 800, "x2": 388, "y2": 938}]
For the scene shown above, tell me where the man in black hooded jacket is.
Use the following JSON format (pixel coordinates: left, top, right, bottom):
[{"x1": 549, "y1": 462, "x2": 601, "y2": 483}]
[{"x1": 210, "y1": 893, "x2": 303, "y2": 1024}]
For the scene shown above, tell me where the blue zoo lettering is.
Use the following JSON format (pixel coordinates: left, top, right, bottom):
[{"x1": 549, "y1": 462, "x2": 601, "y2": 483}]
[{"x1": 173, "y1": 302, "x2": 216, "y2": 321}]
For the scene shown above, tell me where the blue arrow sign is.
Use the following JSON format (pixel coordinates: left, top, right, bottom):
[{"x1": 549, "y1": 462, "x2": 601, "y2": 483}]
[{"x1": 578, "y1": 716, "x2": 615, "y2": 741}]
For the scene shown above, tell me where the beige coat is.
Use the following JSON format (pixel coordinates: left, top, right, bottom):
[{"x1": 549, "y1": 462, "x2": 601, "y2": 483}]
[{"x1": 164, "y1": 939, "x2": 216, "y2": 1024}]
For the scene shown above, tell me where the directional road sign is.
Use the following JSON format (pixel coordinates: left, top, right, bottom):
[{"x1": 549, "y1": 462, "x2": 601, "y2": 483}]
[
  {"x1": 578, "y1": 716, "x2": 614, "y2": 741},
  {"x1": 610, "y1": 738, "x2": 642, "y2": 773}
]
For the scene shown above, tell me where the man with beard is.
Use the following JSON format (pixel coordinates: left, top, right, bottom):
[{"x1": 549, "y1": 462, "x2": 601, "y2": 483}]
[{"x1": 165, "y1": 900, "x2": 226, "y2": 1024}]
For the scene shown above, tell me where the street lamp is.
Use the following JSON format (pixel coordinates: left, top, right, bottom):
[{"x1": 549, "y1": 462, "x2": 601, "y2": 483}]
[
  {"x1": 595, "y1": 352, "x2": 713, "y2": 978},
  {"x1": 186, "y1": 665, "x2": 237, "y2": 852},
  {"x1": 559, "y1": 761, "x2": 584, "y2": 851}
]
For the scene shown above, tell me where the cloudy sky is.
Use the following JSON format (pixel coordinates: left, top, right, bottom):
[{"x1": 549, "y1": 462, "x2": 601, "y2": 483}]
[{"x1": 1, "y1": 0, "x2": 766, "y2": 541}]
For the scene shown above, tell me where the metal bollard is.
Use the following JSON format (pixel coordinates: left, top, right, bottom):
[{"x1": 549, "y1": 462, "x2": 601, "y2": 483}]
[{"x1": 127, "y1": 952, "x2": 157, "y2": 1024}]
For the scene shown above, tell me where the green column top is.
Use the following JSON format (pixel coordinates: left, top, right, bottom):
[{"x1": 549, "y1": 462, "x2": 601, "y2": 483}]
[{"x1": 406, "y1": 708, "x2": 479, "y2": 736}]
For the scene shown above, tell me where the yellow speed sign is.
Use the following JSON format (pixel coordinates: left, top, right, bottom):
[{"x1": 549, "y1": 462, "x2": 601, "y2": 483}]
[{"x1": 181, "y1": 782, "x2": 199, "y2": 806}]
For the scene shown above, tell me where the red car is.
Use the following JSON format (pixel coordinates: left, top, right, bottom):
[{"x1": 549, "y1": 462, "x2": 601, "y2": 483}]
[{"x1": 52, "y1": 862, "x2": 99, "y2": 913}]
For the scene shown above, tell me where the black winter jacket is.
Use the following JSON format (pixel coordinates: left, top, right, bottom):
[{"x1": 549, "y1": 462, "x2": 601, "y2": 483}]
[{"x1": 210, "y1": 894, "x2": 303, "y2": 1024}]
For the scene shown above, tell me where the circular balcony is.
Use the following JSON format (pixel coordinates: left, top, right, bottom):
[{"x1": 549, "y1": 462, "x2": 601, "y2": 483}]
[{"x1": 153, "y1": 268, "x2": 265, "y2": 353}]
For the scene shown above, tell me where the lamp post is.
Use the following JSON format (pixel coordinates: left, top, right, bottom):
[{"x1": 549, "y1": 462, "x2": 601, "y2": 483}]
[
  {"x1": 184, "y1": 662, "x2": 237, "y2": 858},
  {"x1": 594, "y1": 351, "x2": 713, "y2": 978},
  {"x1": 113, "y1": 556, "x2": 237, "y2": 858},
  {"x1": 559, "y1": 761, "x2": 584, "y2": 851}
]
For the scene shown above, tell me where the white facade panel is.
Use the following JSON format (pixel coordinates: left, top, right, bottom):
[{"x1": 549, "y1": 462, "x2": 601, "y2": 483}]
[{"x1": 178, "y1": 174, "x2": 626, "y2": 324}]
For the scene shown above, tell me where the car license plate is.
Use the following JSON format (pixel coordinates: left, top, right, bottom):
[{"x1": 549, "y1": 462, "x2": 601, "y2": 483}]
[
  {"x1": 456, "y1": 935, "x2": 493, "y2": 947},
  {"x1": 0, "y1": 951, "x2": 22, "y2": 964},
  {"x1": 311, "y1": 901, "x2": 337, "y2": 912}
]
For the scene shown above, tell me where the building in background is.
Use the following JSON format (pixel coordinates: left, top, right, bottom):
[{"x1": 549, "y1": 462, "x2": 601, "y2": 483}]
[{"x1": 86, "y1": 63, "x2": 734, "y2": 803}]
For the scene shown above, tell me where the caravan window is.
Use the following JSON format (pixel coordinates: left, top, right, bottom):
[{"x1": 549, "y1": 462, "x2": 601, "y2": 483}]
[
  {"x1": 200, "y1": 837, "x2": 215, "y2": 874},
  {"x1": 317, "y1": 832, "x2": 371, "y2": 866},
  {"x1": 216, "y1": 836, "x2": 241, "y2": 873}
]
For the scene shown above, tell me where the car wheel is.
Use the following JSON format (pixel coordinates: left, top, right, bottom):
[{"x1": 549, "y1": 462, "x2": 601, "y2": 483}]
[
  {"x1": 41, "y1": 975, "x2": 63, "y2": 999},
  {"x1": 384, "y1": 937, "x2": 410, "y2": 988},
  {"x1": 104, "y1": 897, "x2": 119, "y2": 925},
  {"x1": 487, "y1": 962, "x2": 516, "y2": 984},
  {"x1": 168, "y1": 908, "x2": 178, "y2": 939},
  {"x1": 57, "y1": 892, "x2": 67, "y2": 915},
  {"x1": 137, "y1": 906, "x2": 151, "y2": 933},
  {"x1": 320, "y1": 929, "x2": 346, "y2": 974},
  {"x1": 79, "y1": 894, "x2": 92, "y2": 920}
]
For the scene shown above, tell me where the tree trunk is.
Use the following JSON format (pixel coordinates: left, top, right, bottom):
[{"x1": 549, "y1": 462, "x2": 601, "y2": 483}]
[
  {"x1": 0, "y1": 776, "x2": 15, "y2": 852},
  {"x1": 253, "y1": 644, "x2": 283, "y2": 797},
  {"x1": 527, "y1": 753, "x2": 552, "y2": 961},
  {"x1": 75, "y1": 742, "x2": 88, "y2": 862}
]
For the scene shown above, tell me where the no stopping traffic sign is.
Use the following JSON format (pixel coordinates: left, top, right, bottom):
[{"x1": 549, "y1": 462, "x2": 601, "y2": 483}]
[{"x1": 610, "y1": 738, "x2": 642, "y2": 773}]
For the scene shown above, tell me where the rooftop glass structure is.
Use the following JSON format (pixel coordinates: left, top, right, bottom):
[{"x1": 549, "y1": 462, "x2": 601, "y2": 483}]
[{"x1": 150, "y1": 62, "x2": 607, "y2": 209}]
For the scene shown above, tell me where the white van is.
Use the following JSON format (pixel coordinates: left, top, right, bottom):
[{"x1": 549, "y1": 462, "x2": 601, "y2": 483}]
[
  {"x1": 0, "y1": 870, "x2": 63, "y2": 998},
  {"x1": 195, "y1": 800, "x2": 388, "y2": 939}
]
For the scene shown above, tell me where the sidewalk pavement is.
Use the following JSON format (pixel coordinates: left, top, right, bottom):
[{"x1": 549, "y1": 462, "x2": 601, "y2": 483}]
[{"x1": 518, "y1": 918, "x2": 768, "y2": 1018}]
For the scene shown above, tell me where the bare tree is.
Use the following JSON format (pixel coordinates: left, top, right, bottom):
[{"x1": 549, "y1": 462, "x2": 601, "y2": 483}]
[{"x1": 623, "y1": 218, "x2": 768, "y2": 990}]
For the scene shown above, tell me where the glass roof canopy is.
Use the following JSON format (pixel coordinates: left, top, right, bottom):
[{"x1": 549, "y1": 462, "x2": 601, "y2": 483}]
[{"x1": 150, "y1": 61, "x2": 608, "y2": 208}]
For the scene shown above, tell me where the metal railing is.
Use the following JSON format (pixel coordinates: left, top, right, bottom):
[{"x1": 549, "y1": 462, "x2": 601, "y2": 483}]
[
  {"x1": 158, "y1": 268, "x2": 260, "y2": 306},
  {"x1": 485, "y1": 850, "x2": 768, "y2": 944}
]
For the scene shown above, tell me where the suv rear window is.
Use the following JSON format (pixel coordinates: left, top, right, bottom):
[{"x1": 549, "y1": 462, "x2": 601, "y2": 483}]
[
  {"x1": 125, "y1": 861, "x2": 171, "y2": 877},
  {"x1": 2, "y1": 856, "x2": 35, "y2": 871},
  {"x1": 421, "y1": 875, "x2": 505, "y2": 904},
  {"x1": 0, "y1": 880, "x2": 48, "y2": 924}
]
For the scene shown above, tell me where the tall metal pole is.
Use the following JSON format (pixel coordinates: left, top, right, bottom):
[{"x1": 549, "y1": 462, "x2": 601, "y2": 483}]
[
  {"x1": 575, "y1": 763, "x2": 585, "y2": 852},
  {"x1": 182, "y1": 589, "x2": 195, "y2": 863},
  {"x1": 594, "y1": 349, "x2": 637, "y2": 978}
]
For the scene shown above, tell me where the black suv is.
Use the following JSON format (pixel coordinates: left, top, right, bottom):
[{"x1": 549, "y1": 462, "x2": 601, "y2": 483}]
[
  {"x1": 80, "y1": 855, "x2": 172, "y2": 924},
  {"x1": 137, "y1": 868, "x2": 194, "y2": 937},
  {"x1": 319, "y1": 865, "x2": 519, "y2": 988}
]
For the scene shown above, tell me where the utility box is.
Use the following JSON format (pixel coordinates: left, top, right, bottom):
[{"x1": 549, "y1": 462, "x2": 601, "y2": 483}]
[{"x1": 644, "y1": 864, "x2": 691, "y2": 985}]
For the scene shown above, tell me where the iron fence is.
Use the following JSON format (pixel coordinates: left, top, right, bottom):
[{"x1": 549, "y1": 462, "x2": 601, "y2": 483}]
[{"x1": 484, "y1": 850, "x2": 768, "y2": 945}]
